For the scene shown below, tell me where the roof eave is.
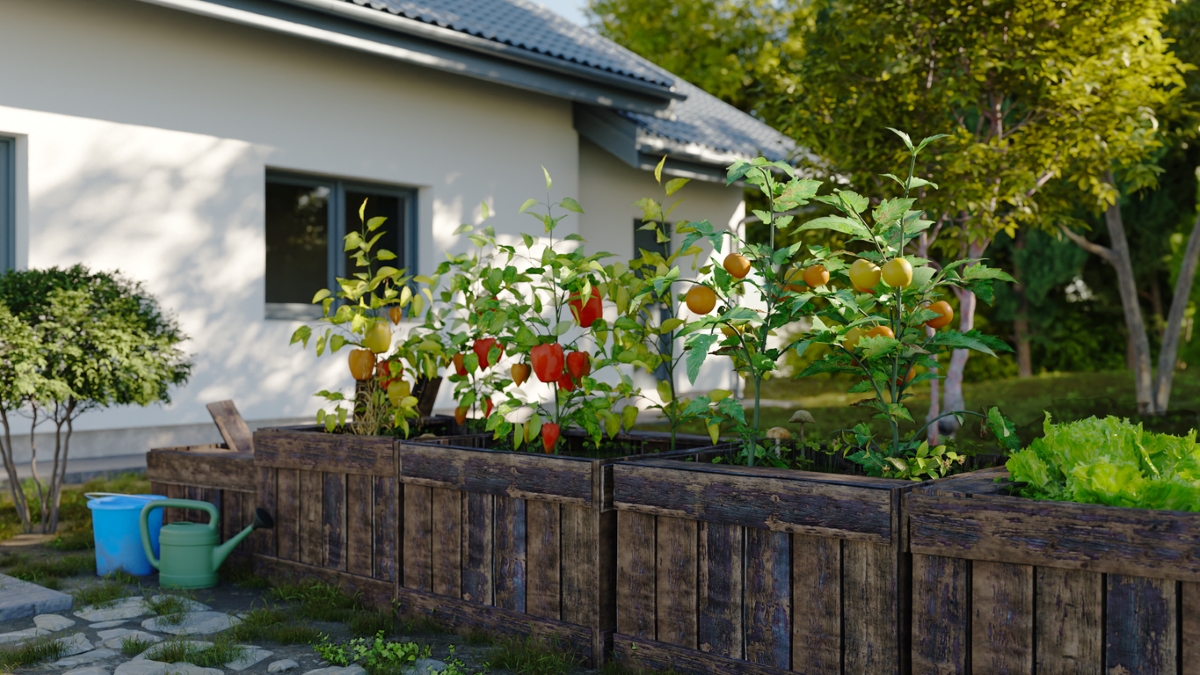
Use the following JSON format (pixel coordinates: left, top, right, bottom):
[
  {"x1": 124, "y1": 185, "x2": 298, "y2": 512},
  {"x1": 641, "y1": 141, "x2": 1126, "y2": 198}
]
[{"x1": 131, "y1": 0, "x2": 679, "y2": 115}]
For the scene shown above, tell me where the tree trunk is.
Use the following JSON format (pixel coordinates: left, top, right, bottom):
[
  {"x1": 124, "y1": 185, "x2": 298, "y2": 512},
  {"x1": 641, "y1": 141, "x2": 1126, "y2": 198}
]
[
  {"x1": 1153, "y1": 210, "x2": 1200, "y2": 412},
  {"x1": 940, "y1": 240, "x2": 986, "y2": 434},
  {"x1": 0, "y1": 408, "x2": 32, "y2": 533},
  {"x1": 1103, "y1": 185, "x2": 1156, "y2": 414},
  {"x1": 1012, "y1": 229, "x2": 1033, "y2": 377},
  {"x1": 925, "y1": 332, "x2": 941, "y2": 446}
]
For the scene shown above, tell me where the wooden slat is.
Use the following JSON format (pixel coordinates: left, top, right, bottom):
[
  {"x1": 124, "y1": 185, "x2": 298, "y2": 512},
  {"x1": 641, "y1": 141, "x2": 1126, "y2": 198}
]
[
  {"x1": 346, "y1": 474, "x2": 373, "y2": 577},
  {"x1": 1034, "y1": 567, "x2": 1102, "y2": 674},
  {"x1": 613, "y1": 462, "x2": 893, "y2": 542},
  {"x1": 374, "y1": 476, "x2": 397, "y2": 582},
  {"x1": 698, "y1": 522, "x2": 742, "y2": 660},
  {"x1": 971, "y1": 561, "x2": 1033, "y2": 674},
  {"x1": 909, "y1": 492, "x2": 1200, "y2": 582},
  {"x1": 494, "y1": 496, "x2": 526, "y2": 613},
  {"x1": 526, "y1": 500, "x2": 561, "y2": 620},
  {"x1": 323, "y1": 473, "x2": 347, "y2": 571},
  {"x1": 398, "y1": 443, "x2": 594, "y2": 505},
  {"x1": 431, "y1": 488, "x2": 463, "y2": 598},
  {"x1": 257, "y1": 467, "x2": 277, "y2": 556},
  {"x1": 403, "y1": 484, "x2": 432, "y2": 592},
  {"x1": 165, "y1": 484, "x2": 185, "y2": 524},
  {"x1": 206, "y1": 400, "x2": 254, "y2": 453},
  {"x1": 598, "y1": 510, "x2": 617, "y2": 631},
  {"x1": 1183, "y1": 581, "x2": 1200, "y2": 675},
  {"x1": 462, "y1": 492, "x2": 494, "y2": 606},
  {"x1": 221, "y1": 488, "x2": 242, "y2": 545},
  {"x1": 299, "y1": 471, "x2": 323, "y2": 566},
  {"x1": 147, "y1": 449, "x2": 256, "y2": 492},
  {"x1": 276, "y1": 469, "x2": 299, "y2": 561},
  {"x1": 255, "y1": 429, "x2": 394, "y2": 475},
  {"x1": 655, "y1": 516, "x2": 697, "y2": 649},
  {"x1": 792, "y1": 535, "x2": 840, "y2": 675},
  {"x1": 744, "y1": 528, "x2": 790, "y2": 669},
  {"x1": 616, "y1": 510, "x2": 656, "y2": 639},
  {"x1": 560, "y1": 504, "x2": 597, "y2": 626},
  {"x1": 912, "y1": 554, "x2": 968, "y2": 674},
  {"x1": 253, "y1": 556, "x2": 395, "y2": 611},
  {"x1": 843, "y1": 540, "x2": 896, "y2": 674},
  {"x1": 1105, "y1": 574, "x2": 1177, "y2": 675},
  {"x1": 614, "y1": 634, "x2": 793, "y2": 675}
]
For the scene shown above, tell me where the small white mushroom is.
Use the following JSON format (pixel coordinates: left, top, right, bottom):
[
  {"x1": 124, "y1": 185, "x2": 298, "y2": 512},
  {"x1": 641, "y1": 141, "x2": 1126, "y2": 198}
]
[
  {"x1": 789, "y1": 410, "x2": 815, "y2": 444},
  {"x1": 766, "y1": 426, "x2": 791, "y2": 456}
]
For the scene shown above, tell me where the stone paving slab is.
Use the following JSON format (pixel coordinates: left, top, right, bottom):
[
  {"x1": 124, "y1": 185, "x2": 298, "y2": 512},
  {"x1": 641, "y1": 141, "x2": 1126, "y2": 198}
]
[
  {"x1": 35, "y1": 612, "x2": 77, "y2": 631},
  {"x1": 0, "y1": 572, "x2": 73, "y2": 620},
  {"x1": 76, "y1": 597, "x2": 150, "y2": 622},
  {"x1": 143, "y1": 612, "x2": 240, "y2": 636},
  {"x1": 55, "y1": 648, "x2": 120, "y2": 668}
]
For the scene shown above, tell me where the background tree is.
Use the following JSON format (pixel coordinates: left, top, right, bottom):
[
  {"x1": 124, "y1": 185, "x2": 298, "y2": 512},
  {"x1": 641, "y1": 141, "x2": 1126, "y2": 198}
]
[{"x1": 0, "y1": 266, "x2": 191, "y2": 533}]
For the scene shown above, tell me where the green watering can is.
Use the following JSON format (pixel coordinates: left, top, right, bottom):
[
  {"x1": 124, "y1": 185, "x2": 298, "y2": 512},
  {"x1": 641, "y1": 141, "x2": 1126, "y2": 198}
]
[{"x1": 139, "y1": 499, "x2": 274, "y2": 589}]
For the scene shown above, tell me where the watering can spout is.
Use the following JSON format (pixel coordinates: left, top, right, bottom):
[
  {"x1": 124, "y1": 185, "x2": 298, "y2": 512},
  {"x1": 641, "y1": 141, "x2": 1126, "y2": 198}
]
[{"x1": 213, "y1": 508, "x2": 274, "y2": 570}]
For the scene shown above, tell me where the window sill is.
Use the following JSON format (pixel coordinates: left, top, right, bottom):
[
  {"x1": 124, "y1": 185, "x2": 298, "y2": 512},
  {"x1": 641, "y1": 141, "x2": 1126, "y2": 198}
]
[{"x1": 265, "y1": 303, "x2": 322, "y2": 321}]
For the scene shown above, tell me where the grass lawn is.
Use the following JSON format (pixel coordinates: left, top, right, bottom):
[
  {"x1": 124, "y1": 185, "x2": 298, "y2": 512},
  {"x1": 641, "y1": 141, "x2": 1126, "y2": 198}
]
[{"x1": 641, "y1": 369, "x2": 1200, "y2": 451}]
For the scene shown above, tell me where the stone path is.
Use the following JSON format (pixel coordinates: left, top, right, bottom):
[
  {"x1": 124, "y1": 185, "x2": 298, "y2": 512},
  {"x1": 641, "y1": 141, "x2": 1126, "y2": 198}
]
[{"x1": 0, "y1": 573, "x2": 73, "y2": 621}]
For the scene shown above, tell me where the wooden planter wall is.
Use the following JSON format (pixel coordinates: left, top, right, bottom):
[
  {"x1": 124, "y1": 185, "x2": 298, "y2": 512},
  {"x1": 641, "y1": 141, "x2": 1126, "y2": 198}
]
[
  {"x1": 146, "y1": 444, "x2": 264, "y2": 557},
  {"x1": 610, "y1": 450, "x2": 920, "y2": 675},
  {"x1": 252, "y1": 426, "x2": 402, "y2": 607},
  {"x1": 394, "y1": 432, "x2": 723, "y2": 667},
  {"x1": 907, "y1": 467, "x2": 1200, "y2": 675}
]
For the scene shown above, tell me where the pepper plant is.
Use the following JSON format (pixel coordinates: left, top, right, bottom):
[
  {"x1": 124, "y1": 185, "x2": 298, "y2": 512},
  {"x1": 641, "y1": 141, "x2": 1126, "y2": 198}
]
[
  {"x1": 786, "y1": 130, "x2": 1019, "y2": 478},
  {"x1": 290, "y1": 201, "x2": 425, "y2": 436},
  {"x1": 677, "y1": 159, "x2": 823, "y2": 465}
]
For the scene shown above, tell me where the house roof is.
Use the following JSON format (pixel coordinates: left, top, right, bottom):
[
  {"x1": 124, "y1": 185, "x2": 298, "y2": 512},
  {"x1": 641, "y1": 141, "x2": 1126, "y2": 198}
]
[{"x1": 346, "y1": 0, "x2": 676, "y2": 89}]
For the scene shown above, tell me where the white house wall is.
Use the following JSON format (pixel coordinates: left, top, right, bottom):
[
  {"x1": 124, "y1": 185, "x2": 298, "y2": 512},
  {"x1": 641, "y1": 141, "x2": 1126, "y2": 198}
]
[{"x1": 0, "y1": 0, "x2": 584, "y2": 460}]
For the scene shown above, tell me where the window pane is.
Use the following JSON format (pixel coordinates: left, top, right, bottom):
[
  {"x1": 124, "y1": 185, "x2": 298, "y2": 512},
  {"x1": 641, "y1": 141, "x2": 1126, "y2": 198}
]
[
  {"x1": 344, "y1": 191, "x2": 405, "y2": 278},
  {"x1": 265, "y1": 180, "x2": 330, "y2": 304}
]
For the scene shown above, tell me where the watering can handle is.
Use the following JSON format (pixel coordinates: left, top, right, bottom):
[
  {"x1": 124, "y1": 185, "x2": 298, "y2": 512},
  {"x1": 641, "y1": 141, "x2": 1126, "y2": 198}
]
[{"x1": 139, "y1": 499, "x2": 218, "y2": 570}]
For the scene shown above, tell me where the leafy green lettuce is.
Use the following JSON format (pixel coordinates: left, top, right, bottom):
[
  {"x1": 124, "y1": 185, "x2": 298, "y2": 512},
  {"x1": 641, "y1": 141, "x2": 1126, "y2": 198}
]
[{"x1": 1006, "y1": 414, "x2": 1200, "y2": 511}]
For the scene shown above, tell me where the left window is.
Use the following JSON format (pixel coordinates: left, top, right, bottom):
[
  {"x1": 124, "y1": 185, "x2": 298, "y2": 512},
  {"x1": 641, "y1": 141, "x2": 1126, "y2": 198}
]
[
  {"x1": 265, "y1": 172, "x2": 416, "y2": 320},
  {"x1": 0, "y1": 137, "x2": 13, "y2": 270}
]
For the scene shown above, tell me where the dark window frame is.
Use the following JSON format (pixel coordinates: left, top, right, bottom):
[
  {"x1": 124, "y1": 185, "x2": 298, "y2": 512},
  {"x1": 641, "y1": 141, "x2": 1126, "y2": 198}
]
[
  {"x1": 0, "y1": 137, "x2": 14, "y2": 271},
  {"x1": 265, "y1": 170, "x2": 417, "y2": 320}
]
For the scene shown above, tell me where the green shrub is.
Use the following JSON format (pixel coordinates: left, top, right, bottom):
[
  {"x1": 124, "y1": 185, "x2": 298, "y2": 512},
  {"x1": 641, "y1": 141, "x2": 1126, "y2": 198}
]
[{"x1": 1006, "y1": 414, "x2": 1200, "y2": 510}]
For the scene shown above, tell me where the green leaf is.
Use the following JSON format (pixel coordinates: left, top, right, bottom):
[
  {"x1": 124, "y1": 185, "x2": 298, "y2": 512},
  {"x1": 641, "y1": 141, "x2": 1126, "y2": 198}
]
[
  {"x1": 654, "y1": 156, "x2": 666, "y2": 183},
  {"x1": 367, "y1": 216, "x2": 387, "y2": 232},
  {"x1": 796, "y1": 216, "x2": 873, "y2": 241},
  {"x1": 685, "y1": 333, "x2": 719, "y2": 384},
  {"x1": 887, "y1": 127, "x2": 914, "y2": 152},
  {"x1": 312, "y1": 289, "x2": 331, "y2": 304},
  {"x1": 664, "y1": 177, "x2": 690, "y2": 196},
  {"x1": 542, "y1": 166, "x2": 553, "y2": 190},
  {"x1": 290, "y1": 325, "x2": 311, "y2": 346},
  {"x1": 453, "y1": 223, "x2": 473, "y2": 235},
  {"x1": 561, "y1": 197, "x2": 584, "y2": 214},
  {"x1": 519, "y1": 199, "x2": 538, "y2": 214}
]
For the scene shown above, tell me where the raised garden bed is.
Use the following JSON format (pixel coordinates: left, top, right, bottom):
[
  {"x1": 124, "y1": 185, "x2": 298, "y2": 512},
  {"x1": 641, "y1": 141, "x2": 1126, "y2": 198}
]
[
  {"x1": 146, "y1": 443, "x2": 265, "y2": 558},
  {"x1": 609, "y1": 446, "x2": 923, "y2": 675},
  {"x1": 394, "y1": 430, "x2": 730, "y2": 667},
  {"x1": 907, "y1": 466, "x2": 1200, "y2": 675}
]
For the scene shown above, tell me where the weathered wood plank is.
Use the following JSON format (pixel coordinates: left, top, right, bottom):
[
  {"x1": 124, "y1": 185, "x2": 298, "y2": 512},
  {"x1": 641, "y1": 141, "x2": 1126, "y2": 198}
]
[
  {"x1": 912, "y1": 554, "x2": 968, "y2": 675},
  {"x1": 843, "y1": 540, "x2": 896, "y2": 675},
  {"x1": 398, "y1": 443, "x2": 593, "y2": 505},
  {"x1": 1105, "y1": 574, "x2": 1177, "y2": 675},
  {"x1": 494, "y1": 496, "x2": 526, "y2": 613},
  {"x1": 526, "y1": 500, "x2": 561, "y2": 620},
  {"x1": 1183, "y1": 581, "x2": 1200, "y2": 675},
  {"x1": 276, "y1": 469, "x2": 299, "y2": 561},
  {"x1": 252, "y1": 555, "x2": 394, "y2": 610},
  {"x1": 909, "y1": 492, "x2": 1200, "y2": 582},
  {"x1": 1034, "y1": 567, "x2": 1102, "y2": 675},
  {"x1": 323, "y1": 473, "x2": 347, "y2": 571},
  {"x1": 792, "y1": 535, "x2": 840, "y2": 675},
  {"x1": 255, "y1": 429, "x2": 395, "y2": 475},
  {"x1": 394, "y1": 585, "x2": 596, "y2": 667},
  {"x1": 165, "y1": 484, "x2": 185, "y2": 524},
  {"x1": 374, "y1": 476, "x2": 397, "y2": 582},
  {"x1": 698, "y1": 522, "x2": 742, "y2": 661},
  {"x1": 560, "y1": 504, "x2": 597, "y2": 627},
  {"x1": 462, "y1": 492, "x2": 493, "y2": 606},
  {"x1": 206, "y1": 400, "x2": 254, "y2": 453},
  {"x1": 431, "y1": 488, "x2": 463, "y2": 599},
  {"x1": 613, "y1": 462, "x2": 893, "y2": 541},
  {"x1": 614, "y1": 634, "x2": 793, "y2": 675},
  {"x1": 221, "y1": 488, "x2": 242, "y2": 546},
  {"x1": 745, "y1": 527, "x2": 789, "y2": 670},
  {"x1": 655, "y1": 516, "x2": 697, "y2": 650},
  {"x1": 403, "y1": 484, "x2": 432, "y2": 592},
  {"x1": 616, "y1": 510, "x2": 656, "y2": 639},
  {"x1": 299, "y1": 471, "x2": 323, "y2": 566},
  {"x1": 971, "y1": 561, "x2": 1033, "y2": 675},
  {"x1": 257, "y1": 467, "x2": 277, "y2": 557},
  {"x1": 598, "y1": 510, "x2": 617, "y2": 631},
  {"x1": 147, "y1": 448, "x2": 255, "y2": 492},
  {"x1": 346, "y1": 473, "x2": 373, "y2": 578}
]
